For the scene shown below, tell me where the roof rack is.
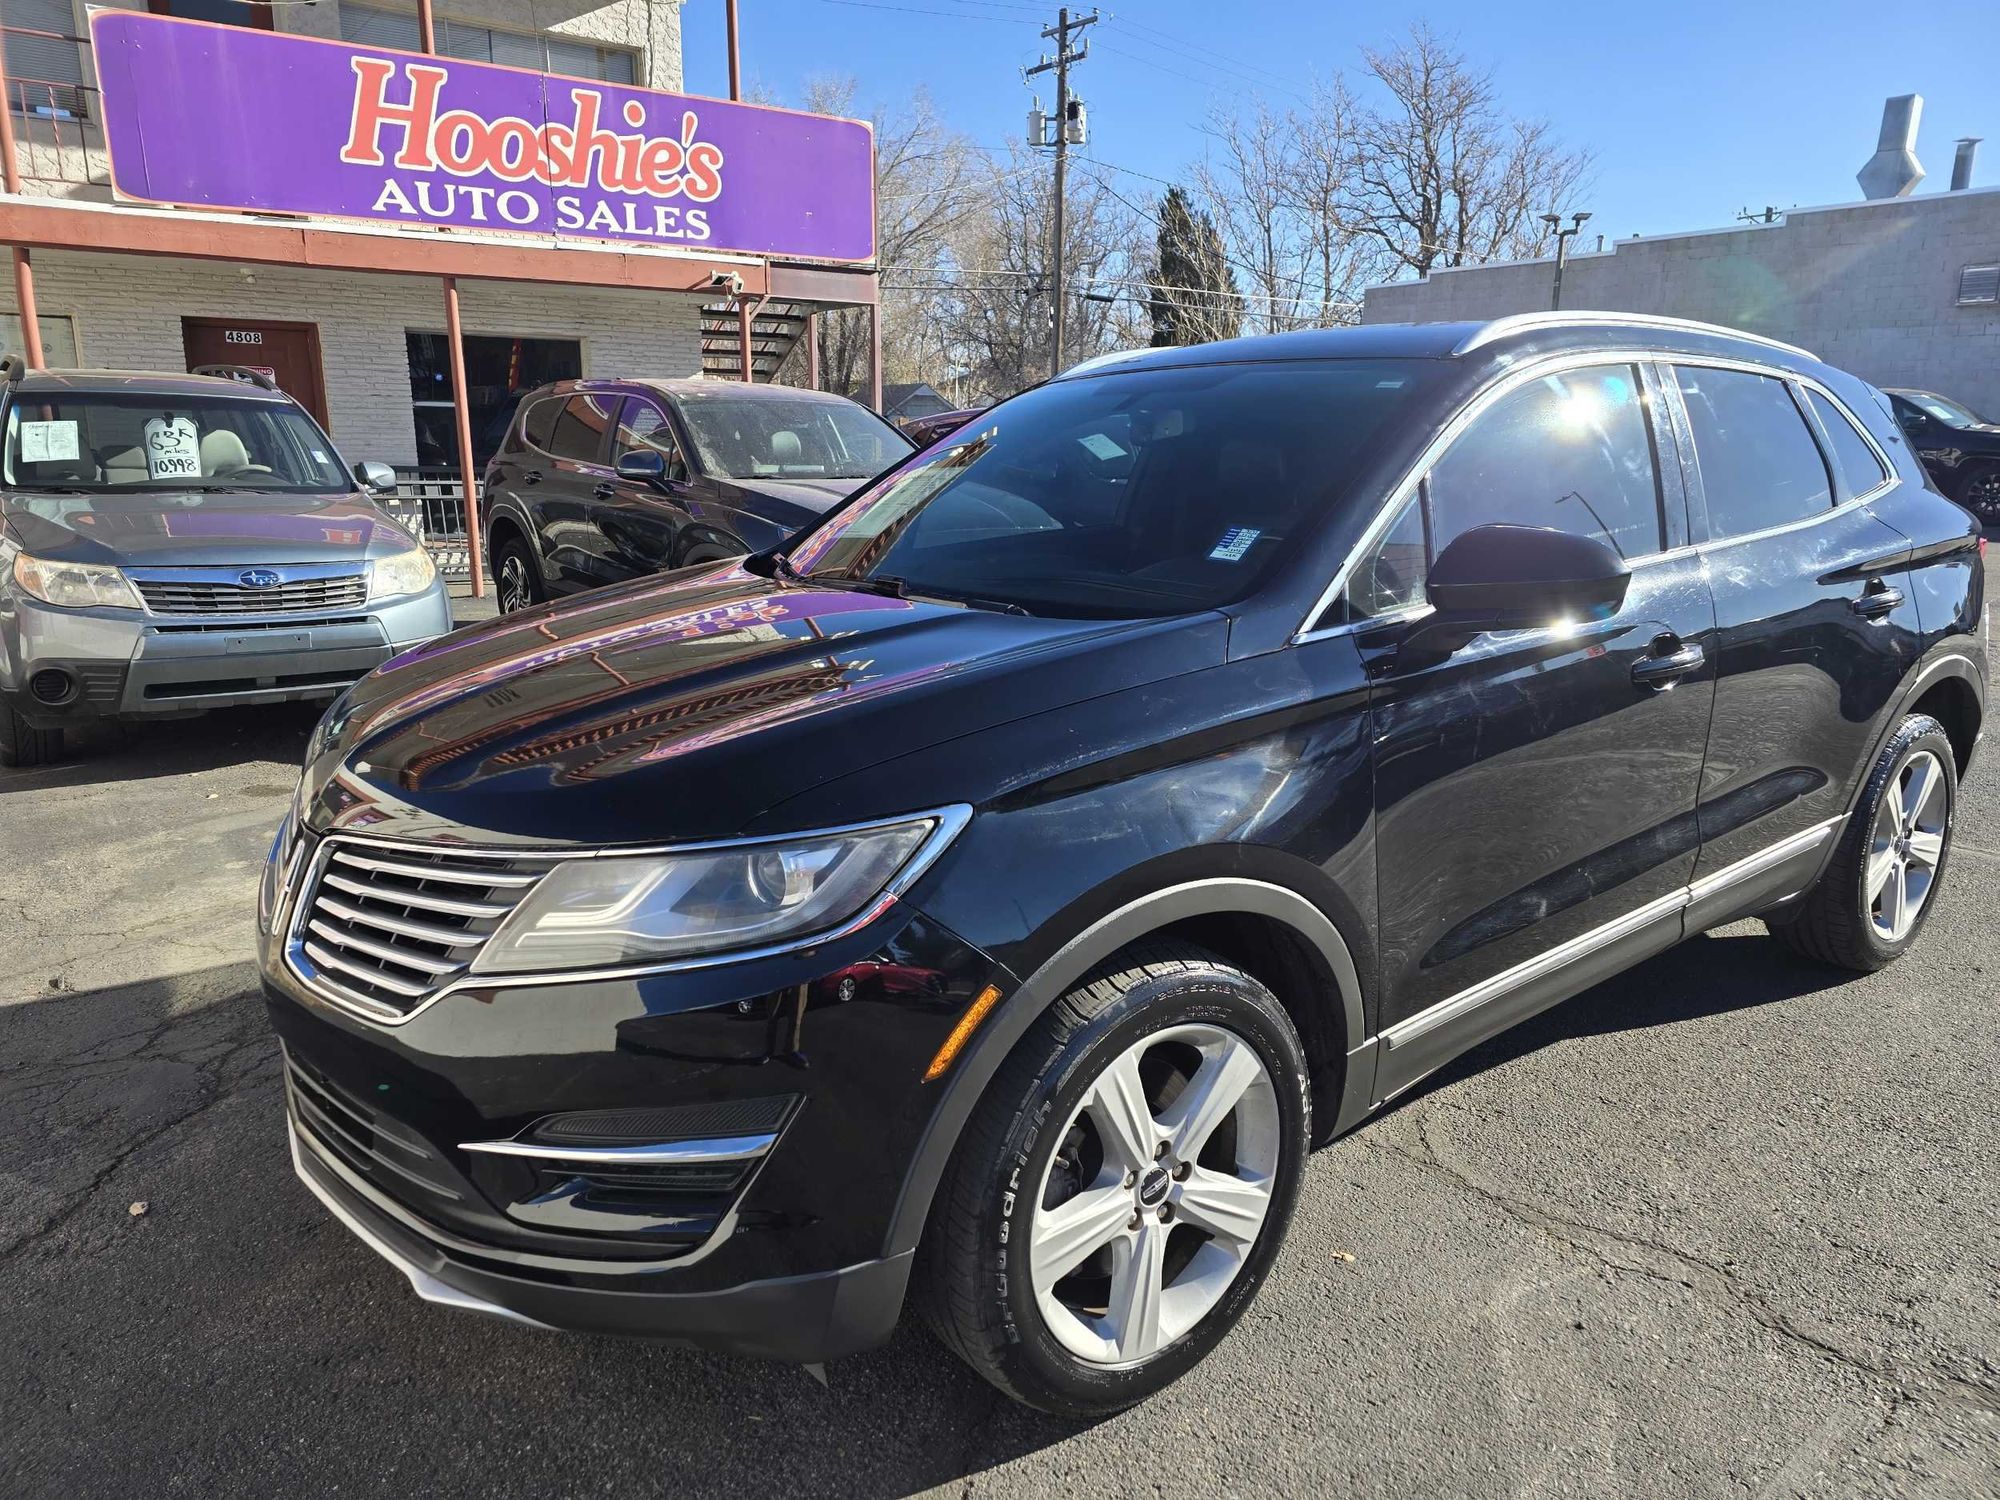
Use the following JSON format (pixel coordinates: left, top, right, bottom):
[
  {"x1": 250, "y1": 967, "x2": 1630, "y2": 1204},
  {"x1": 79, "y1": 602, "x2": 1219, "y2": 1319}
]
[
  {"x1": 1452, "y1": 312, "x2": 1816, "y2": 361},
  {"x1": 0, "y1": 354, "x2": 24, "y2": 385},
  {"x1": 190, "y1": 363, "x2": 282, "y2": 392}
]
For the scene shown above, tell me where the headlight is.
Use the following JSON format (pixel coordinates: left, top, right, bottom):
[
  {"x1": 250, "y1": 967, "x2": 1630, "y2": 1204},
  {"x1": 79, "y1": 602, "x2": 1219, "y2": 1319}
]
[
  {"x1": 257, "y1": 800, "x2": 300, "y2": 935},
  {"x1": 11, "y1": 552, "x2": 141, "y2": 610},
  {"x1": 369, "y1": 545, "x2": 437, "y2": 600},
  {"x1": 472, "y1": 812, "x2": 964, "y2": 974}
]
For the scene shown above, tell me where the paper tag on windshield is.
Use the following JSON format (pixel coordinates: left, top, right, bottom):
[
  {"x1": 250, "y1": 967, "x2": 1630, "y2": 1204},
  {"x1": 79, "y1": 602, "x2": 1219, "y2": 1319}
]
[
  {"x1": 1208, "y1": 526, "x2": 1261, "y2": 562},
  {"x1": 144, "y1": 415, "x2": 201, "y2": 480},
  {"x1": 19, "y1": 420, "x2": 79, "y2": 464}
]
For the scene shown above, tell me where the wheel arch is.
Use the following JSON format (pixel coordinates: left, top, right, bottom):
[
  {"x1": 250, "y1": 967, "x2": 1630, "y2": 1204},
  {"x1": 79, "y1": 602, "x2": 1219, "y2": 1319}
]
[{"x1": 882, "y1": 877, "x2": 1375, "y2": 1260}]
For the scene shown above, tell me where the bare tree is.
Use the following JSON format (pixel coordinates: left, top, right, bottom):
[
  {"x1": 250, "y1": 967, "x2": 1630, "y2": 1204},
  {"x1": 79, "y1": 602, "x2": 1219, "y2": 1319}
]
[
  {"x1": 770, "y1": 79, "x2": 982, "y2": 400},
  {"x1": 1349, "y1": 25, "x2": 1591, "y2": 276},
  {"x1": 939, "y1": 148, "x2": 1145, "y2": 399},
  {"x1": 1191, "y1": 78, "x2": 1380, "y2": 334}
]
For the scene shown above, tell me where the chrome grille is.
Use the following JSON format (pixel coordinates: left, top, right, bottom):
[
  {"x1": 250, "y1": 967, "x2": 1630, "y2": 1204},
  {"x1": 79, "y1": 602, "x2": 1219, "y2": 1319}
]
[
  {"x1": 291, "y1": 840, "x2": 553, "y2": 1018},
  {"x1": 136, "y1": 574, "x2": 368, "y2": 615}
]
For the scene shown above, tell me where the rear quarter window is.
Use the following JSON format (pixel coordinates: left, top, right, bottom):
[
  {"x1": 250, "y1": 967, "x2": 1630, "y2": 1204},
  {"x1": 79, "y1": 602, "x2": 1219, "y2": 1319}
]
[{"x1": 1674, "y1": 366, "x2": 1833, "y2": 540}]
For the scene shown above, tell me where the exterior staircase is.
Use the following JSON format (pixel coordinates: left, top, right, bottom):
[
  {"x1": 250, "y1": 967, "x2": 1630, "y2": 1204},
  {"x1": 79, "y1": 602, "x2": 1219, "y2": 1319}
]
[{"x1": 699, "y1": 299, "x2": 813, "y2": 381}]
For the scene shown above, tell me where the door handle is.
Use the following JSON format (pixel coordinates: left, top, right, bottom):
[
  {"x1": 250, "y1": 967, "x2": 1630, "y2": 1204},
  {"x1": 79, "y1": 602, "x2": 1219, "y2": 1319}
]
[
  {"x1": 522, "y1": 469, "x2": 543, "y2": 485},
  {"x1": 1631, "y1": 638, "x2": 1705, "y2": 690},
  {"x1": 1850, "y1": 581, "x2": 1905, "y2": 618},
  {"x1": 593, "y1": 482, "x2": 616, "y2": 499}
]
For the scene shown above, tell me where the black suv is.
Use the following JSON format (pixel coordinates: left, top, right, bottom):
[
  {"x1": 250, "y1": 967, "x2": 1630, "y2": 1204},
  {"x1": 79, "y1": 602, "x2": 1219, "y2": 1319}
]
[
  {"x1": 480, "y1": 377, "x2": 912, "y2": 611},
  {"x1": 261, "y1": 316, "x2": 1985, "y2": 1418},
  {"x1": 1883, "y1": 387, "x2": 2000, "y2": 524}
]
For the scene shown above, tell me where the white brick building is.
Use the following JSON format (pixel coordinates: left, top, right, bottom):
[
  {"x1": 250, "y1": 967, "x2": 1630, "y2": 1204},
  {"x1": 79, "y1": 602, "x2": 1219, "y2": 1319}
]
[
  {"x1": 1361, "y1": 187, "x2": 2000, "y2": 418},
  {"x1": 2, "y1": 0, "x2": 712, "y2": 472}
]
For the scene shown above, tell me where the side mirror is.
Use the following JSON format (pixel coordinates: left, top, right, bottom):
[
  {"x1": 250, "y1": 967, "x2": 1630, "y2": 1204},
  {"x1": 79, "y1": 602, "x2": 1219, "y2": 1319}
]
[
  {"x1": 1427, "y1": 523, "x2": 1631, "y2": 630},
  {"x1": 616, "y1": 448, "x2": 667, "y2": 485},
  {"x1": 354, "y1": 460, "x2": 397, "y2": 495}
]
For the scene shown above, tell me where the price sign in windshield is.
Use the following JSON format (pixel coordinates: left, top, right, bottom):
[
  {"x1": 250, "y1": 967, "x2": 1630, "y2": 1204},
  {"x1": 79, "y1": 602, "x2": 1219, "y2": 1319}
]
[{"x1": 144, "y1": 414, "x2": 201, "y2": 480}]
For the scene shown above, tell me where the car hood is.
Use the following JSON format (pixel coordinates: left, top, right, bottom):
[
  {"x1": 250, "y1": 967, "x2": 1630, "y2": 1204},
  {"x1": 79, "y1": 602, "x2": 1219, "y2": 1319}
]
[
  {"x1": 714, "y1": 475, "x2": 858, "y2": 522},
  {"x1": 304, "y1": 563, "x2": 1224, "y2": 846},
  {"x1": 0, "y1": 490, "x2": 404, "y2": 565}
]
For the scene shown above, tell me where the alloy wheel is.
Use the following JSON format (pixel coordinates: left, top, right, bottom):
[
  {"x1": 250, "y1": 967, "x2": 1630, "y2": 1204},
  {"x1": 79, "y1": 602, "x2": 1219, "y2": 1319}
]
[
  {"x1": 497, "y1": 553, "x2": 531, "y2": 612},
  {"x1": 1966, "y1": 468, "x2": 2000, "y2": 523},
  {"x1": 1867, "y1": 748, "x2": 1949, "y2": 941},
  {"x1": 1029, "y1": 1022, "x2": 1280, "y2": 1366}
]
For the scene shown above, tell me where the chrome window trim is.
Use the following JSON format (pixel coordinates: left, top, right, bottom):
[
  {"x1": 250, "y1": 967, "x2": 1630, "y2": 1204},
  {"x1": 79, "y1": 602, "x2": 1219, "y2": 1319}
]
[
  {"x1": 1380, "y1": 815, "x2": 1843, "y2": 1050},
  {"x1": 1296, "y1": 346, "x2": 1907, "y2": 644},
  {"x1": 282, "y1": 804, "x2": 974, "y2": 1027},
  {"x1": 1292, "y1": 347, "x2": 1681, "y2": 645}
]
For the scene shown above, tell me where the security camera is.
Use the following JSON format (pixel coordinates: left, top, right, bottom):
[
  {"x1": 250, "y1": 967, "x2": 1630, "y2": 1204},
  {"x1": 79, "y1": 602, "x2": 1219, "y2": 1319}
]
[{"x1": 707, "y1": 270, "x2": 745, "y2": 295}]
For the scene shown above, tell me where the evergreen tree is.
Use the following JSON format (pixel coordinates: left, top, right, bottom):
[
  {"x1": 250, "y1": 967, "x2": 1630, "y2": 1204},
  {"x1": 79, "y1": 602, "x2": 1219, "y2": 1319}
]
[{"x1": 1146, "y1": 186, "x2": 1244, "y2": 347}]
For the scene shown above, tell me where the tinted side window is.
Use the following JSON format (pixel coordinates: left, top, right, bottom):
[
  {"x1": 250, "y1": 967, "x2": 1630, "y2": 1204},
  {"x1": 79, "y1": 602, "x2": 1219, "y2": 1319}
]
[
  {"x1": 1807, "y1": 389, "x2": 1889, "y2": 497},
  {"x1": 616, "y1": 398, "x2": 684, "y2": 474},
  {"x1": 1674, "y1": 366, "x2": 1831, "y2": 538},
  {"x1": 547, "y1": 394, "x2": 616, "y2": 464},
  {"x1": 520, "y1": 395, "x2": 560, "y2": 453},
  {"x1": 1427, "y1": 365, "x2": 1664, "y2": 559}
]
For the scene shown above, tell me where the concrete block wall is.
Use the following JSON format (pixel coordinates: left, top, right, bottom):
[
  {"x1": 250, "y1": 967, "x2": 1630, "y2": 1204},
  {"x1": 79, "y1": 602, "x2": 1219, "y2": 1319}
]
[
  {"x1": 1361, "y1": 188, "x2": 2000, "y2": 415},
  {"x1": 1, "y1": 250, "x2": 705, "y2": 466}
]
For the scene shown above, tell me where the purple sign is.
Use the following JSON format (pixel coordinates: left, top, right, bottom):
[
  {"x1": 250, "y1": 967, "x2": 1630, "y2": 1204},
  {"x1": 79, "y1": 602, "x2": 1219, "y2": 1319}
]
[{"x1": 89, "y1": 11, "x2": 876, "y2": 262}]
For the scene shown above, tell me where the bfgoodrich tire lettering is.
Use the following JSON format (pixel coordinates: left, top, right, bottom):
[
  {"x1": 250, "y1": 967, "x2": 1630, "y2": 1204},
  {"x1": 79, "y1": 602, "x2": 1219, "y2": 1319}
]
[
  {"x1": 919, "y1": 941, "x2": 1310, "y2": 1418},
  {"x1": 1771, "y1": 713, "x2": 1957, "y2": 971}
]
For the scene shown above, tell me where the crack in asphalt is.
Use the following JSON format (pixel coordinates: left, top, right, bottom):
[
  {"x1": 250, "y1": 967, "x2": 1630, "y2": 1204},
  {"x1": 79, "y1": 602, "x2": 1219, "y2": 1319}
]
[
  {"x1": 1367, "y1": 1113, "x2": 2000, "y2": 1421},
  {"x1": 0, "y1": 1007, "x2": 277, "y2": 1265}
]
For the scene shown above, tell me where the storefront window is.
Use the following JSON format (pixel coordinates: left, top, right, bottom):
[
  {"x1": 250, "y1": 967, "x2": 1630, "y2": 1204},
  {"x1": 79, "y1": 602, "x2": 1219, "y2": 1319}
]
[
  {"x1": 341, "y1": 6, "x2": 639, "y2": 84},
  {"x1": 145, "y1": 2, "x2": 274, "y2": 30},
  {"x1": 406, "y1": 332, "x2": 581, "y2": 470}
]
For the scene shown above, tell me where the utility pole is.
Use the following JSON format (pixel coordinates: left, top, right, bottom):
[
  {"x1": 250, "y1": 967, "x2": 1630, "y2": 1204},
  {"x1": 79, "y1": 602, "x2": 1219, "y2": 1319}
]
[
  {"x1": 1025, "y1": 8, "x2": 1096, "y2": 379},
  {"x1": 1540, "y1": 209, "x2": 1591, "y2": 311}
]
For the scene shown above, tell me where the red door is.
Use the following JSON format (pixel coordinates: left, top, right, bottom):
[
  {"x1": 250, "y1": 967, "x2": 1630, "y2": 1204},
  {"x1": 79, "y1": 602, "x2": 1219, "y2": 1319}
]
[{"x1": 182, "y1": 317, "x2": 330, "y2": 430}]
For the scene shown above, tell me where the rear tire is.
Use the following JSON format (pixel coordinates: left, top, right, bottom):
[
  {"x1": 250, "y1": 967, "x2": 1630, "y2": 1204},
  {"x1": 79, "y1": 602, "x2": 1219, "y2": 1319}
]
[
  {"x1": 1956, "y1": 460, "x2": 2000, "y2": 527},
  {"x1": 494, "y1": 534, "x2": 543, "y2": 614},
  {"x1": 0, "y1": 699, "x2": 63, "y2": 768},
  {"x1": 1771, "y1": 714, "x2": 1955, "y2": 972},
  {"x1": 919, "y1": 942, "x2": 1310, "y2": 1418}
]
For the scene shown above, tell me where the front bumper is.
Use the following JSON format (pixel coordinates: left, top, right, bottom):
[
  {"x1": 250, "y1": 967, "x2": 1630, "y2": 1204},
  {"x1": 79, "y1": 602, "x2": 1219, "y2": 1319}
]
[
  {"x1": 261, "y1": 887, "x2": 1007, "y2": 1361},
  {"x1": 0, "y1": 579, "x2": 451, "y2": 724},
  {"x1": 289, "y1": 1117, "x2": 915, "y2": 1359}
]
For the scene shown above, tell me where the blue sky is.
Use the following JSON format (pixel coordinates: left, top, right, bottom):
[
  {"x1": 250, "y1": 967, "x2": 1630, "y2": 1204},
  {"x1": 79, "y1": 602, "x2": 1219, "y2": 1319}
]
[{"x1": 682, "y1": 0, "x2": 1995, "y2": 263}]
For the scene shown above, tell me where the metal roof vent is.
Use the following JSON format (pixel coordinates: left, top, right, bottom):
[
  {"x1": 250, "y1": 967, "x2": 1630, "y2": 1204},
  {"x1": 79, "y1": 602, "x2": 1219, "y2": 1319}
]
[
  {"x1": 1857, "y1": 94, "x2": 1925, "y2": 199},
  {"x1": 1951, "y1": 138, "x2": 1981, "y2": 192}
]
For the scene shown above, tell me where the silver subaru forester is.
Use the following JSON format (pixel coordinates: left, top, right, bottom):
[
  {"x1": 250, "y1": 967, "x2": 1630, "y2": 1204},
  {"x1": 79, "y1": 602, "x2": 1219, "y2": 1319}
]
[{"x1": 0, "y1": 363, "x2": 453, "y2": 766}]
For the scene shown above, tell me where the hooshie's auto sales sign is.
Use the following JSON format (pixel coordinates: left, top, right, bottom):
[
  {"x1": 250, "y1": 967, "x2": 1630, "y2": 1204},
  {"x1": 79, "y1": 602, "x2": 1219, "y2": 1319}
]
[{"x1": 89, "y1": 11, "x2": 876, "y2": 262}]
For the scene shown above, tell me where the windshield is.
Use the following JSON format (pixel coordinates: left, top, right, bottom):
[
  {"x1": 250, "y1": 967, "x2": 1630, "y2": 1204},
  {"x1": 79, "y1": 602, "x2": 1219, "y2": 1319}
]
[
  {"x1": 1902, "y1": 392, "x2": 1988, "y2": 428},
  {"x1": 792, "y1": 359, "x2": 1439, "y2": 618},
  {"x1": 2, "y1": 392, "x2": 349, "y2": 493},
  {"x1": 677, "y1": 395, "x2": 912, "y2": 482}
]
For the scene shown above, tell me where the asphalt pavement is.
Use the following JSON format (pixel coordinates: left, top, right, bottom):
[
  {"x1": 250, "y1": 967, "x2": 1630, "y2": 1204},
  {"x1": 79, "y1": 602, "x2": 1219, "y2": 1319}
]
[{"x1": 1, "y1": 583, "x2": 1995, "y2": 1499}]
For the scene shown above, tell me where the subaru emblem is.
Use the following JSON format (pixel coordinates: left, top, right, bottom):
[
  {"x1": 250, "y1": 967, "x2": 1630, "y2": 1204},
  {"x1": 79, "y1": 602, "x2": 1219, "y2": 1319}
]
[{"x1": 239, "y1": 568, "x2": 282, "y2": 588}]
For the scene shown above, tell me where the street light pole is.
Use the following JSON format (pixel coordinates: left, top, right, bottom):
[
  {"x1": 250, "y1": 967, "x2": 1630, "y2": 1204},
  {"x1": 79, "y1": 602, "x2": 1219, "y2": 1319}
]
[{"x1": 1542, "y1": 210, "x2": 1592, "y2": 311}]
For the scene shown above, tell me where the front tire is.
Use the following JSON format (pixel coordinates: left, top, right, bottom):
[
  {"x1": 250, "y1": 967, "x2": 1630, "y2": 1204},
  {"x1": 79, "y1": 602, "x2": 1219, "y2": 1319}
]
[
  {"x1": 1771, "y1": 714, "x2": 1956, "y2": 971},
  {"x1": 920, "y1": 942, "x2": 1310, "y2": 1418},
  {"x1": 493, "y1": 534, "x2": 543, "y2": 614},
  {"x1": 0, "y1": 699, "x2": 63, "y2": 768}
]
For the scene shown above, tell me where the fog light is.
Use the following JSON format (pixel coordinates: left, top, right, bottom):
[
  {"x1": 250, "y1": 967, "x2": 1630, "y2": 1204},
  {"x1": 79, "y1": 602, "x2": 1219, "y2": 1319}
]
[{"x1": 28, "y1": 668, "x2": 76, "y2": 706}]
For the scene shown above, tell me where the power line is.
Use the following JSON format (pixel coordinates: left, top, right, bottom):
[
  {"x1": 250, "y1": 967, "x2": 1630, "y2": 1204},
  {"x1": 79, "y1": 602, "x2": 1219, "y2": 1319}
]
[
  {"x1": 1104, "y1": 10, "x2": 1301, "y2": 91},
  {"x1": 1097, "y1": 21, "x2": 1309, "y2": 102}
]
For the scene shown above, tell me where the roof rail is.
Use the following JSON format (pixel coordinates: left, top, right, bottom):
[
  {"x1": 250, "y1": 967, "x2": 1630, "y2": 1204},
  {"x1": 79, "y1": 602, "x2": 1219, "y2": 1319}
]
[
  {"x1": 190, "y1": 363, "x2": 282, "y2": 392},
  {"x1": 1453, "y1": 312, "x2": 1816, "y2": 361},
  {"x1": 0, "y1": 354, "x2": 24, "y2": 385}
]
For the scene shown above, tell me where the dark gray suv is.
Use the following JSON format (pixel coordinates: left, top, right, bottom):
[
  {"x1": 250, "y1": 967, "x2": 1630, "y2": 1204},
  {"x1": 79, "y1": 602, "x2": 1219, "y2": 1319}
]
[{"x1": 0, "y1": 363, "x2": 452, "y2": 765}]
